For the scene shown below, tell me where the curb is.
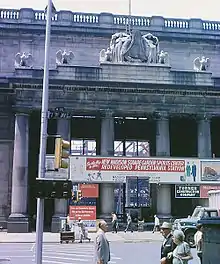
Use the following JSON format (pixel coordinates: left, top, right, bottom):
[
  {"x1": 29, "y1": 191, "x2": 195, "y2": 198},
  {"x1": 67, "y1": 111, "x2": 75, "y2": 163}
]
[{"x1": 0, "y1": 239, "x2": 162, "y2": 244}]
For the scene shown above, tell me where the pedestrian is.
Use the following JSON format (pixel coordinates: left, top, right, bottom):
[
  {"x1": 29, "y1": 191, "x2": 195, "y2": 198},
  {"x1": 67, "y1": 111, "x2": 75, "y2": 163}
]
[
  {"x1": 111, "y1": 212, "x2": 118, "y2": 233},
  {"x1": 194, "y1": 224, "x2": 203, "y2": 264},
  {"x1": 152, "y1": 214, "x2": 160, "y2": 233},
  {"x1": 124, "y1": 213, "x2": 133, "y2": 232},
  {"x1": 172, "y1": 230, "x2": 193, "y2": 264},
  {"x1": 95, "y1": 220, "x2": 111, "y2": 264},
  {"x1": 78, "y1": 217, "x2": 91, "y2": 243},
  {"x1": 160, "y1": 222, "x2": 176, "y2": 264}
]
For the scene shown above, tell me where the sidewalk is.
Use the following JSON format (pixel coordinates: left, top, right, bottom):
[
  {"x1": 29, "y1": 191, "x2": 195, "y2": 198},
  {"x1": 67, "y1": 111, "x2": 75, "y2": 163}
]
[{"x1": 0, "y1": 231, "x2": 162, "y2": 243}]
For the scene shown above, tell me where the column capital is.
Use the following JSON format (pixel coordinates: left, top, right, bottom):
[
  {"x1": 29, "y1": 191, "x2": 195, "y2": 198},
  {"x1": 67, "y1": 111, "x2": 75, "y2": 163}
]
[
  {"x1": 15, "y1": 112, "x2": 30, "y2": 117},
  {"x1": 154, "y1": 111, "x2": 169, "y2": 121},
  {"x1": 197, "y1": 113, "x2": 212, "y2": 121},
  {"x1": 13, "y1": 107, "x2": 33, "y2": 116},
  {"x1": 100, "y1": 109, "x2": 114, "y2": 119}
]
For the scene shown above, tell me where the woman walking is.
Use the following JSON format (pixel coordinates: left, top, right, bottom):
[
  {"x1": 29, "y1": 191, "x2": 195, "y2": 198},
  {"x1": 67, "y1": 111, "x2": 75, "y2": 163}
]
[{"x1": 171, "y1": 230, "x2": 193, "y2": 264}]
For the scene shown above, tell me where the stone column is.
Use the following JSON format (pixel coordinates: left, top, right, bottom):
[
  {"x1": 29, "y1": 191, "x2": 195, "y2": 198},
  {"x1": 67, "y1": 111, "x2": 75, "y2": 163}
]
[
  {"x1": 156, "y1": 184, "x2": 172, "y2": 218},
  {"x1": 8, "y1": 113, "x2": 29, "y2": 233},
  {"x1": 156, "y1": 112, "x2": 170, "y2": 156},
  {"x1": 100, "y1": 111, "x2": 115, "y2": 219},
  {"x1": 197, "y1": 114, "x2": 212, "y2": 158},
  {"x1": 155, "y1": 112, "x2": 172, "y2": 218},
  {"x1": 51, "y1": 118, "x2": 70, "y2": 233}
]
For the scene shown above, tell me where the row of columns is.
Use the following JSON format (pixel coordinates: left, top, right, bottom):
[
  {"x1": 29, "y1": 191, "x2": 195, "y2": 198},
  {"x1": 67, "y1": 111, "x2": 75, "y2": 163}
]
[{"x1": 7, "y1": 112, "x2": 212, "y2": 232}]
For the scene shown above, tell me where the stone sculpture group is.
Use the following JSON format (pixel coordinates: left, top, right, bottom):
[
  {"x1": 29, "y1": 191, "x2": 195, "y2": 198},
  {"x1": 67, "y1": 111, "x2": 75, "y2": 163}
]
[{"x1": 99, "y1": 30, "x2": 169, "y2": 65}]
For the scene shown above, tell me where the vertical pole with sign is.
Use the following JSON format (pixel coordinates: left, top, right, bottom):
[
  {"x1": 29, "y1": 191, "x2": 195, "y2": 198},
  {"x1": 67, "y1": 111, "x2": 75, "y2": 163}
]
[{"x1": 35, "y1": 1, "x2": 54, "y2": 264}]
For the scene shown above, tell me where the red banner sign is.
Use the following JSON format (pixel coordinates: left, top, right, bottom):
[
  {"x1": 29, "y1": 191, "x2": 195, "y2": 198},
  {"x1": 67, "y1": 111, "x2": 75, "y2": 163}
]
[
  {"x1": 200, "y1": 185, "x2": 220, "y2": 198},
  {"x1": 69, "y1": 206, "x2": 96, "y2": 221},
  {"x1": 79, "y1": 184, "x2": 99, "y2": 198},
  {"x1": 86, "y1": 158, "x2": 185, "y2": 172}
]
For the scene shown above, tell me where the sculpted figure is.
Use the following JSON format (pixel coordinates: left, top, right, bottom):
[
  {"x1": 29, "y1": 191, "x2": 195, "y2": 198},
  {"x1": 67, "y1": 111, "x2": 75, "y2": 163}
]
[
  {"x1": 56, "y1": 50, "x2": 74, "y2": 65},
  {"x1": 158, "y1": 50, "x2": 169, "y2": 65},
  {"x1": 142, "y1": 33, "x2": 159, "y2": 63},
  {"x1": 193, "y1": 56, "x2": 210, "y2": 71},
  {"x1": 110, "y1": 32, "x2": 131, "y2": 62},
  {"x1": 99, "y1": 48, "x2": 112, "y2": 63},
  {"x1": 15, "y1": 52, "x2": 33, "y2": 68},
  {"x1": 122, "y1": 31, "x2": 148, "y2": 62}
]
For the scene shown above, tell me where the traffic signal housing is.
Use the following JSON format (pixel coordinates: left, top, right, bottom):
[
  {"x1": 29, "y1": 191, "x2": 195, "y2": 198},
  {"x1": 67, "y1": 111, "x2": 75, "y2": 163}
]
[
  {"x1": 77, "y1": 190, "x2": 82, "y2": 201},
  {"x1": 35, "y1": 179, "x2": 72, "y2": 199},
  {"x1": 54, "y1": 137, "x2": 70, "y2": 170}
]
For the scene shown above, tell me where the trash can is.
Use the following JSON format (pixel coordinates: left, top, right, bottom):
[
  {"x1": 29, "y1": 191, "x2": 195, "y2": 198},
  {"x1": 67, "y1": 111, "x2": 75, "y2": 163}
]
[
  {"x1": 138, "y1": 220, "x2": 144, "y2": 232},
  {"x1": 199, "y1": 217, "x2": 220, "y2": 264},
  {"x1": 59, "y1": 217, "x2": 75, "y2": 243}
]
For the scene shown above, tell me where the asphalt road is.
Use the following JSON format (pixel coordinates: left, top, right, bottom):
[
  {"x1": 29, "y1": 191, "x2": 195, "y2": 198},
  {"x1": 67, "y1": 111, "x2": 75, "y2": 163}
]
[{"x1": 0, "y1": 242, "x2": 200, "y2": 264}]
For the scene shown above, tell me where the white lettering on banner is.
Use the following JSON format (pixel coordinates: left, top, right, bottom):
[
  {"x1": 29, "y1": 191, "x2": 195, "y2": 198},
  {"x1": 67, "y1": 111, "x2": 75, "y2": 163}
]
[
  {"x1": 69, "y1": 156, "x2": 201, "y2": 183},
  {"x1": 87, "y1": 158, "x2": 185, "y2": 172}
]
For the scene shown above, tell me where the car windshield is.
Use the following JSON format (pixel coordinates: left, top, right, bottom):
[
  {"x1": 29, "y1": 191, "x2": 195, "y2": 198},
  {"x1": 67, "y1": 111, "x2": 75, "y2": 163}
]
[{"x1": 191, "y1": 208, "x2": 203, "y2": 218}]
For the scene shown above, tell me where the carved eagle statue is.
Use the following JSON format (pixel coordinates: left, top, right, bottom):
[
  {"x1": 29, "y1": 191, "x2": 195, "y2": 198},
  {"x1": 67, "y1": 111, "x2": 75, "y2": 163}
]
[
  {"x1": 14, "y1": 52, "x2": 33, "y2": 68},
  {"x1": 193, "y1": 56, "x2": 210, "y2": 71},
  {"x1": 158, "y1": 50, "x2": 169, "y2": 65},
  {"x1": 56, "y1": 50, "x2": 74, "y2": 65},
  {"x1": 99, "y1": 48, "x2": 112, "y2": 63}
]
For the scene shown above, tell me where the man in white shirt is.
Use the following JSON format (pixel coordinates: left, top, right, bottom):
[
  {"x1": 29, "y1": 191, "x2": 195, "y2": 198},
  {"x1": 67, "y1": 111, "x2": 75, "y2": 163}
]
[
  {"x1": 153, "y1": 215, "x2": 160, "y2": 233},
  {"x1": 194, "y1": 224, "x2": 203, "y2": 264},
  {"x1": 111, "y1": 212, "x2": 118, "y2": 233}
]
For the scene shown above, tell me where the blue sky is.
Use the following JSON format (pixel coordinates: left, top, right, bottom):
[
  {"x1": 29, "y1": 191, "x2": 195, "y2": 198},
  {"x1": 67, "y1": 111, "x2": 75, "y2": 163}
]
[{"x1": 0, "y1": 0, "x2": 219, "y2": 21}]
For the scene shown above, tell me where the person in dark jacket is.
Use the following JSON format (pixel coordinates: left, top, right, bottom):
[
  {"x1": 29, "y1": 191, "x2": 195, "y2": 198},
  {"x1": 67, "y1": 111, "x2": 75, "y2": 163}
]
[{"x1": 160, "y1": 222, "x2": 176, "y2": 264}]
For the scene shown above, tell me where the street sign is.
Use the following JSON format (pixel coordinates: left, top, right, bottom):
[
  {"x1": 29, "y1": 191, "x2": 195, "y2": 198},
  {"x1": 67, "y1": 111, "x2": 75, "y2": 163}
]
[{"x1": 45, "y1": 155, "x2": 68, "y2": 179}]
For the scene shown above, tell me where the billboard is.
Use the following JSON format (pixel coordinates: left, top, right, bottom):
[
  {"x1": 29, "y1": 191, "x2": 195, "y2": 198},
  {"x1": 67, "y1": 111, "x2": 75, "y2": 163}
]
[
  {"x1": 70, "y1": 156, "x2": 199, "y2": 183},
  {"x1": 175, "y1": 185, "x2": 200, "y2": 198},
  {"x1": 200, "y1": 160, "x2": 220, "y2": 182}
]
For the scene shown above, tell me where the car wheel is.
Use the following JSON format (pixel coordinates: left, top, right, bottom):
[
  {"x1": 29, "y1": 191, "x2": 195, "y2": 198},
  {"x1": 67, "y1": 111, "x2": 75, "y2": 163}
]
[{"x1": 185, "y1": 231, "x2": 195, "y2": 247}]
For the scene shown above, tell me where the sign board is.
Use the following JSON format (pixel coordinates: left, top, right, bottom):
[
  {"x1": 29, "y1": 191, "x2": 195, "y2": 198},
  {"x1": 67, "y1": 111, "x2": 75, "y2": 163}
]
[
  {"x1": 175, "y1": 185, "x2": 200, "y2": 198},
  {"x1": 200, "y1": 185, "x2": 220, "y2": 198},
  {"x1": 69, "y1": 205, "x2": 96, "y2": 231},
  {"x1": 79, "y1": 184, "x2": 99, "y2": 198},
  {"x1": 45, "y1": 155, "x2": 68, "y2": 179},
  {"x1": 70, "y1": 156, "x2": 200, "y2": 183}
]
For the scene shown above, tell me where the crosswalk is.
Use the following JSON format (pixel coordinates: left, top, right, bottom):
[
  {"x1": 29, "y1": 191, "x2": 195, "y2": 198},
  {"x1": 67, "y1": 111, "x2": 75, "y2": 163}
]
[{"x1": 32, "y1": 243, "x2": 122, "y2": 264}]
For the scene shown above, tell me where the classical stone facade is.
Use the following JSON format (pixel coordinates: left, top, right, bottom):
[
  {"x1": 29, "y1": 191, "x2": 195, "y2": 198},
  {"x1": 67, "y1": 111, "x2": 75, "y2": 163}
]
[{"x1": 1, "y1": 8, "x2": 220, "y2": 232}]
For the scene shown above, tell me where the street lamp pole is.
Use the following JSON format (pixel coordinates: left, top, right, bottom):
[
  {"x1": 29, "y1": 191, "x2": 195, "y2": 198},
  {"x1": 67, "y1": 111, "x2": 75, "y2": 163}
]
[{"x1": 35, "y1": 0, "x2": 53, "y2": 263}]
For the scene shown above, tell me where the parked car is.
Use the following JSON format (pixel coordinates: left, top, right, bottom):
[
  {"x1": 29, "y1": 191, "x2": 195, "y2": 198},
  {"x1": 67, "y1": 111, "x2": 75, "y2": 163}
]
[{"x1": 173, "y1": 206, "x2": 218, "y2": 246}]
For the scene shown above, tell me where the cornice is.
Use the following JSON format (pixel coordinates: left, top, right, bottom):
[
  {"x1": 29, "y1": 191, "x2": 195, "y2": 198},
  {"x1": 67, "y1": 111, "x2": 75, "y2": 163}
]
[{"x1": 12, "y1": 82, "x2": 220, "y2": 97}]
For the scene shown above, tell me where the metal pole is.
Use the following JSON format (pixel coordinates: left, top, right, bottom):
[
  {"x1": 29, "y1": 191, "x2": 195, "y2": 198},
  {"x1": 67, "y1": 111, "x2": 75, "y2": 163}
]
[
  {"x1": 128, "y1": 0, "x2": 132, "y2": 34},
  {"x1": 35, "y1": 0, "x2": 53, "y2": 264}
]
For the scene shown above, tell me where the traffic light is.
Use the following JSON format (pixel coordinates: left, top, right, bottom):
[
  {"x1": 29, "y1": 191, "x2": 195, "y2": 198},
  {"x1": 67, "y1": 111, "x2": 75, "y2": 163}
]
[
  {"x1": 54, "y1": 137, "x2": 70, "y2": 170},
  {"x1": 77, "y1": 190, "x2": 82, "y2": 201},
  {"x1": 35, "y1": 179, "x2": 72, "y2": 199}
]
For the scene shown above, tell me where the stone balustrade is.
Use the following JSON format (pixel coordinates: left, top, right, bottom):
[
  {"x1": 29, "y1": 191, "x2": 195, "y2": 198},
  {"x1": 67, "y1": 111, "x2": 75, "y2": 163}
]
[{"x1": 0, "y1": 8, "x2": 220, "y2": 33}]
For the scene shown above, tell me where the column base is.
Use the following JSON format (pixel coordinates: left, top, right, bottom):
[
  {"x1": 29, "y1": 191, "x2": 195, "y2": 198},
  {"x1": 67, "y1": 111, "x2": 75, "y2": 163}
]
[
  {"x1": 7, "y1": 214, "x2": 30, "y2": 233},
  {"x1": 157, "y1": 214, "x2": 172, "y2": 221},
  {"x1": 51, "y1": 216, "x2": 62, "y2": 233},
  {"x1": 0, "y1": 216, "x2": 7, "y2": 230}
]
